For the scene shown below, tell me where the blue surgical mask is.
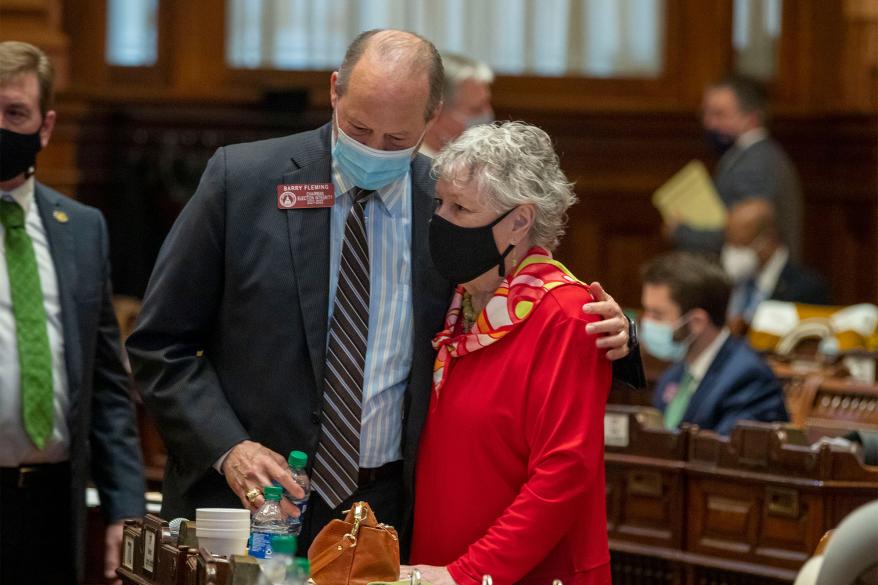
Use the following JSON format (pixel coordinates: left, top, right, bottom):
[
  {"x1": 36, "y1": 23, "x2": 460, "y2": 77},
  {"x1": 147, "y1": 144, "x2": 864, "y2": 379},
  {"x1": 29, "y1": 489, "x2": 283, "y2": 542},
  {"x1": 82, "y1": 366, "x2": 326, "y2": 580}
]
[
  {"x1": 333, "y1": 118, "x2": 423, "y2": 190},
  {"x1": 641, "y1": 316, "x2": 692, "y2": 362}
]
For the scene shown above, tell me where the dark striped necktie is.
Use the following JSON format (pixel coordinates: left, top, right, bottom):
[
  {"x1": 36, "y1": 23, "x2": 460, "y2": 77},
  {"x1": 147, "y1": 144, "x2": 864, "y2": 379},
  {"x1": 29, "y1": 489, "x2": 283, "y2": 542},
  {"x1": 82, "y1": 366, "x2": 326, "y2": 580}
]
[{"x1": 312, "y1": 188, "x2": 373, "y2": 508}]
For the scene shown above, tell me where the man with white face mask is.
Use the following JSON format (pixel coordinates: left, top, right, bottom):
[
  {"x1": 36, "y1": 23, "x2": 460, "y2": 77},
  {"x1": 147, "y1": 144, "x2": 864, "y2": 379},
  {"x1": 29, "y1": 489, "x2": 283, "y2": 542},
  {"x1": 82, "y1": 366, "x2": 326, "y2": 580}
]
[
  {"x1": 640, "y1": 252, "x2": 787, "y2": 435},
  {"x1": 419, "y1": 53, "x2": 494, "y2": 158},
  {"x1": 128, "y1": 28, "x2": 641, "y2": 554},
  {"x1": 723, "y1": 198, "x2": 829, "y2": 330}
]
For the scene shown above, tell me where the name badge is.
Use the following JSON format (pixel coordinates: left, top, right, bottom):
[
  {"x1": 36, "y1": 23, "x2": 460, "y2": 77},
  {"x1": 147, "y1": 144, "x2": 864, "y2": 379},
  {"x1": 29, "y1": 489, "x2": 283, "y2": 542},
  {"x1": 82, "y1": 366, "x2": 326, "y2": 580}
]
[{"x1": 277, "y1": 183, "x2": 335, "y2": 209}]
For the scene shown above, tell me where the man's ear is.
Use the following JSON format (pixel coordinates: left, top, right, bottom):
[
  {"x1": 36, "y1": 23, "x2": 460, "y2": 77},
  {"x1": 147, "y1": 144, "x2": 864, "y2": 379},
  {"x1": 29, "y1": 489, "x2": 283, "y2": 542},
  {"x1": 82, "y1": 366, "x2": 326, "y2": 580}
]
[
  {"x1": 329, "y1": 71, "x2": 339, "y2": 109},
  {"x1": 687, "y1": 308, "x2": 713, "y2": 337},
  {"x1": 39, "y1": 110, "x2": 56, "y2": 149}
]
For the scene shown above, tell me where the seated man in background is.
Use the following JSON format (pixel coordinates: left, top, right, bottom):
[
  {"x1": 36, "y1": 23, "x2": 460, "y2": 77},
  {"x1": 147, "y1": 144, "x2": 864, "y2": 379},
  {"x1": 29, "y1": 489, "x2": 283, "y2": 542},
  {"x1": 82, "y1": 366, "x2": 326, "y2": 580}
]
[
  {"x1": 641, "y1": 252, "x2": 788, "y2": 435},
  {"x1": 723, "y1": 198, "x2": 829, "y2": 329}
]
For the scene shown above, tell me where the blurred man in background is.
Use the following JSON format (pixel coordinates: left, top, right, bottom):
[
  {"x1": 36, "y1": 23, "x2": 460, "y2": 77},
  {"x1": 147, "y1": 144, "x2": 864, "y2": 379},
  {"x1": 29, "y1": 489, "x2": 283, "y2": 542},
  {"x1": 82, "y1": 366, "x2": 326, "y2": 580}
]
[
  {"x1": 420, "y1": 52, "x2": 494, "y2": 157},
  {"x1": 723, "y1": 198, "x2": 829, "y2": 330},
  {"x1": 640, "y1": 251, "x2": 787, "y2": 435},
  {"x1": 671, "y1": 75, "x2": 803, "y2": 260}
]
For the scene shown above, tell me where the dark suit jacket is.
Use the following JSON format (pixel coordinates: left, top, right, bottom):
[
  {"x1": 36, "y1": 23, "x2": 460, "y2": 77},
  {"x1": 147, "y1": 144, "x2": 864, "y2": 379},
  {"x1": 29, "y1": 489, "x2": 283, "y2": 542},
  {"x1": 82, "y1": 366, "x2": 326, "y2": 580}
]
[
  {"x1": 771, "y1": 260, "x2": 830, "y2": 305},
  {"x1": 126, "y1": 123, "x2": 645, "y2": 538},
  {"x1": 653, "y1": 335, "x2": 788, "y2": 435},
  {"x1": 34, "y1": 182, "x2": 146, "y2": 581},
  {"x1": 126, "y1": 124, "x2": 450, "y2": 525},
  {"x1": 675, "y1": 136, "x2": 804, "y2": 259}
]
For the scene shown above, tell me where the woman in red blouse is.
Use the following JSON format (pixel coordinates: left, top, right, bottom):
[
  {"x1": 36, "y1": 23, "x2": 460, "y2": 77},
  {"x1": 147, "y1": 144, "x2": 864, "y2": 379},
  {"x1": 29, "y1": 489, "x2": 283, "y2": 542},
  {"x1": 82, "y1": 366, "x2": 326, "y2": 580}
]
[{"x1": 404, "y1": 122, "x2": 612, "y2": 585}]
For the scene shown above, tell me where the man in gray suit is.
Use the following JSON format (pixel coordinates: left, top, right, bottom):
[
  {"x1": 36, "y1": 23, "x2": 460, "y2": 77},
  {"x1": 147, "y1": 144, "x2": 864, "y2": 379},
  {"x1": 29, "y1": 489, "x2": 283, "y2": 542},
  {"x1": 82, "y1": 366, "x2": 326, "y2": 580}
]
[
  {"x1": 127, "y1": 29, "x2": 640, "y2": 552},
  {"x1": 672, "y1": 75, "x2": 803, "y2": 260},
  {"x1": 0, "y1": 41, "x2": 145, "y2": 584}
]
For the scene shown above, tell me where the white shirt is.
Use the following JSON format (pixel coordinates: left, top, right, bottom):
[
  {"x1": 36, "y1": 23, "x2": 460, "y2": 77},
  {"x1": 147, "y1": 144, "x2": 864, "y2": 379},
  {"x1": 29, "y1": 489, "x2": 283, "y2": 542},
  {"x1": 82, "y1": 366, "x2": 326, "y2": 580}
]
[
  {"x1": 0, "y1": 176, "x2": 71, "y2": 466},
  {"x1": 329, "y1": 151, "x2": 414, "y2": 468},
  {"x1": 736, "y1": 127, "x2": 768, "y2": 151},
  {"x1": 687, "y1": 328, "x2": 731, "y2": 392},
  {"x1": 757, "y1": 246, "x2": 789, "y2": 299}
]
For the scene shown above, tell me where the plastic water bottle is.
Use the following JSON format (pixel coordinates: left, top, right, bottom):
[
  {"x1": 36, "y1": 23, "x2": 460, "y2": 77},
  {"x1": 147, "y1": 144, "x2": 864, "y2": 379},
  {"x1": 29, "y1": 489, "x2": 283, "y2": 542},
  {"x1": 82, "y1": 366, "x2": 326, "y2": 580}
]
[
  {"x1": 285, "y1": 450, "x2": 311, "y2": 535},
  {"x1": 258, "y1": 534, "x2": 299, "y2": 585},
  {"x1": 249, "y1": 486, "x2": 293, "y2": 560}
]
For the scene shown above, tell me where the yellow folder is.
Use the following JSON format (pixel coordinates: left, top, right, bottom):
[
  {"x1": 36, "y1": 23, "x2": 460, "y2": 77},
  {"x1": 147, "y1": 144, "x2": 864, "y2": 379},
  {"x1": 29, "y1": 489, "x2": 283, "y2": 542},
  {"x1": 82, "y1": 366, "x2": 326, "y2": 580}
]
[{"x1": 652, "y1": 160, "x2": 727, "y2": 230}]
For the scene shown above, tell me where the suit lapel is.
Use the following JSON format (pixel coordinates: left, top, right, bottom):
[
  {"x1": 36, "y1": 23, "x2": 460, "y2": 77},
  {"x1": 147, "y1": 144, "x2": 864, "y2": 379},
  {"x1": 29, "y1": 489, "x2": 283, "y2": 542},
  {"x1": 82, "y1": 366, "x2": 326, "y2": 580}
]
[
  {"x1": 410, "y1": 155, "x2": 435, "y2": 315},
  {"x1": 34, "y1": 183, "x2": 83, "y2": 395},
  {"x1": 283, "y1": 157, "x2": 333, "y2": 390},
  {"x1": 684, "y1": 337, "x2": 734, "y2": 424}
]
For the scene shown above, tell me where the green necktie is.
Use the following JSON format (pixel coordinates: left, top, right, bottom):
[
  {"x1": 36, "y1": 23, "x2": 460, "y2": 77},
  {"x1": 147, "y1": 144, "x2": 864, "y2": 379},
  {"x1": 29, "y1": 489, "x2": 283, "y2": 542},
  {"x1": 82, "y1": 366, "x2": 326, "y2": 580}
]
[
  {"x1": 1, "y1": 199, "x2": 54, "y2": 449},
  {"x1": 664, "y1": 370, "x2": 696, "y2": 430}
]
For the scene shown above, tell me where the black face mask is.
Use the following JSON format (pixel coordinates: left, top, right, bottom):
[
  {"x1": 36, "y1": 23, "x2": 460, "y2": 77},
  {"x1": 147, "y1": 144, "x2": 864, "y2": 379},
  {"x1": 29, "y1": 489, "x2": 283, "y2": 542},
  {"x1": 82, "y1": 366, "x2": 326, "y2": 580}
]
[
  {"x1": 704, "y1": 129, "x2": 735, "y2": 157},
  {"x1": 0, "y1": 128, "x2": 42, "y2": 182},
  {"x1": 429, "y1": 208, "x2": 516, "y2": 285}
]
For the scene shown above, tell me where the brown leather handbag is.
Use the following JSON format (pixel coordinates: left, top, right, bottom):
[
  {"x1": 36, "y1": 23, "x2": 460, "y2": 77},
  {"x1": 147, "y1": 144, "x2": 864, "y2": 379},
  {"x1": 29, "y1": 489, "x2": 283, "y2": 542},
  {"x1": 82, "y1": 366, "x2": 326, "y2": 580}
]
[{"x1": 308, "y1": 501, "x2": 400, "y2": 585}]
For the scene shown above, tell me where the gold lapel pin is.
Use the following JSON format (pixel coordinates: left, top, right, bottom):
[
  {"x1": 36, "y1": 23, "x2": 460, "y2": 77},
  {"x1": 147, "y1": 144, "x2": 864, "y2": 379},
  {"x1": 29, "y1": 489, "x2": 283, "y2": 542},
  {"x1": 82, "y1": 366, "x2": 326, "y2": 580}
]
[{"x1": 53, "y1": 210, "x2": 69, "y2": 223}]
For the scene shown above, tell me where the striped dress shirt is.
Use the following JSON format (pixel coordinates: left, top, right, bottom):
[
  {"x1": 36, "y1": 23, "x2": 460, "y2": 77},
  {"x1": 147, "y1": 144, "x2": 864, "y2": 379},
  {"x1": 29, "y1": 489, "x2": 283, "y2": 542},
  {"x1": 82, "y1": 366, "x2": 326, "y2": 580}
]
[{"x1": 329, "y1": 159, "x2": 414, "y2": 468}]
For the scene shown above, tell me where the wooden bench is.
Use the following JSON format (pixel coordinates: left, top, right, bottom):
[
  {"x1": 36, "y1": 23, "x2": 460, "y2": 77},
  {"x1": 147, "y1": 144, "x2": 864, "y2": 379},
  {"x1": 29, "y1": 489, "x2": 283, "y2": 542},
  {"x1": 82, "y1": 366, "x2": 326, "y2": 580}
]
[{"x1": 604, "y1": 405, "x2": 878, "y2": 585}]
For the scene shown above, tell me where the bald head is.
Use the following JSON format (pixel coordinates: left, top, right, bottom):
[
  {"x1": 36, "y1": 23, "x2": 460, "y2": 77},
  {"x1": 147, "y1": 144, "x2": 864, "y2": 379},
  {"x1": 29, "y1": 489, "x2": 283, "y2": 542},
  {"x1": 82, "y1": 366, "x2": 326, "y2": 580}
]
[
  {"x1": 335, "y1": 29, "x2": 443, "y2": 120},
  {"x1": 725, "y1": 198, "x2": 781, "y2": 264}
]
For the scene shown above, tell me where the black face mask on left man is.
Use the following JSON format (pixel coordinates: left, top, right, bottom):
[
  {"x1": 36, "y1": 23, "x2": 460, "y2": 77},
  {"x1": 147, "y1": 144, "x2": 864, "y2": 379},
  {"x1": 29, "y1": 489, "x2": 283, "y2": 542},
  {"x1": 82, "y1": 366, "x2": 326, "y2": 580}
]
[
  {"x1": 429, "y1": 207, "x2": 516, "y2": 285},
  {"x1": 0, "y1": 127, "x2": 42, "y2": 182},
  {"x1": 704, "y1": 129, "x2": 735, "y2": 157}
]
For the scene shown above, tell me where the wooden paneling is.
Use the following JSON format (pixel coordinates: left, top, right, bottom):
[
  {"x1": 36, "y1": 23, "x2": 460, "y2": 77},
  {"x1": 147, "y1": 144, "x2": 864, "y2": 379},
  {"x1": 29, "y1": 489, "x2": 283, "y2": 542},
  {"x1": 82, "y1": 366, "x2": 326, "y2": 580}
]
[
  {"x1": 0, "y1": 0, "x2": 70, "y2": 88},
  {"x1": 510, "y1": 109, "x2": 878, "y2": 308}
]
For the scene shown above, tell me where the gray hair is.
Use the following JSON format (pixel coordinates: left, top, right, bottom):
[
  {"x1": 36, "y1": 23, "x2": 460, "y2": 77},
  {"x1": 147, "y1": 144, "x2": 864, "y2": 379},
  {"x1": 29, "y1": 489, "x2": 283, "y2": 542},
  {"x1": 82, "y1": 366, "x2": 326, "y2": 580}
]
[
  {"x1": 336, "y1": 29, "x2": 444, "y2": 120},
  {"x1": 441, "y1": 52, "x2": 494, "y2": 106},
  {"x1": 432, "y1": 121, "x2": 577, "y2": 251}
]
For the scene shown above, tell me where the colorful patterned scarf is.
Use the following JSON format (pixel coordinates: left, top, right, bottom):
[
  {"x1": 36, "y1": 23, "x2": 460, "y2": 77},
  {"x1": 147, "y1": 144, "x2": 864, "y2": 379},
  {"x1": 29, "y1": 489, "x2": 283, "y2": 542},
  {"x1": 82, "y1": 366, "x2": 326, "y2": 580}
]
[{"x1": 431, "y1": 246, "x2": 584, "y2": 394}]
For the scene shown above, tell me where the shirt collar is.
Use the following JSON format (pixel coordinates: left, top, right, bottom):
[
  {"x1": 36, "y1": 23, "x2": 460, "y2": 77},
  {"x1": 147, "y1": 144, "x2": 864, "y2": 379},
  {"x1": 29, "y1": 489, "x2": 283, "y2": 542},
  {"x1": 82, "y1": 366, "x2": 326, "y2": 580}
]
[
  {"x1": 687, "y1": 328, "x2": 730, "y2": 384},
  {"x1": 330, "y1": 131, "x2": 408, "y2": 218},
  {"x1": 735, "y1": 127, "x2": 768, "y2": 151},
  {"x1": 0, "y1": 176, "x2": 36, "y2": 216},
  {"x1": 757, "y1": 245, "x2": 789, "y2": 297}
]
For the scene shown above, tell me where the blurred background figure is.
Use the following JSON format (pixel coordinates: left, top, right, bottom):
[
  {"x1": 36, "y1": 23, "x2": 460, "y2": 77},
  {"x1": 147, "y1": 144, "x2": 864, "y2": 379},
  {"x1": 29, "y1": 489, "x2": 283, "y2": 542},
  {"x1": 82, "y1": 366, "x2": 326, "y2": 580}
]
[
  {"x1": 640, "y1": 252, "x2": 787, "y2": 435},
  {"x1": 723, "y1": 197, "x2": 829, "y2": 331},
  {"x1": 671, "y1": 75, "x2": 804, "y2": 260},
  {"x1": 419, "y1": 52, "x2": 494, "y2": 157}
]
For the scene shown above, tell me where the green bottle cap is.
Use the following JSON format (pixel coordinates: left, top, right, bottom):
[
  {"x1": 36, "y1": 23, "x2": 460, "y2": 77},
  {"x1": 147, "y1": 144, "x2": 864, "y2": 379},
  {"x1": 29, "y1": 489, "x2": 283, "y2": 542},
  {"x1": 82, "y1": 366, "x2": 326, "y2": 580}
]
[
  {"x1": 294, "y1": 557, "x2": 310, "y2": 574},
  {"x1": 270, "y1": 534, "x2": 297, "y2": 555},
  {"x1": 263, "y1": 485, "x2": 283, "y2": 500},
  {"x1": 288, "y1": 450, "x2": 308, "y2": 468}
]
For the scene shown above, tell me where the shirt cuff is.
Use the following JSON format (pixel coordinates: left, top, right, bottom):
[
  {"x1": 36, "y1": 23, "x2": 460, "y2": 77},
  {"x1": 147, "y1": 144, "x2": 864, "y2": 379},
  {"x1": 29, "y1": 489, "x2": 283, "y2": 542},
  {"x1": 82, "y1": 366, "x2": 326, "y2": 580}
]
[{"x1": 214, "y1": 448, "x2": 234, "y2": 475}]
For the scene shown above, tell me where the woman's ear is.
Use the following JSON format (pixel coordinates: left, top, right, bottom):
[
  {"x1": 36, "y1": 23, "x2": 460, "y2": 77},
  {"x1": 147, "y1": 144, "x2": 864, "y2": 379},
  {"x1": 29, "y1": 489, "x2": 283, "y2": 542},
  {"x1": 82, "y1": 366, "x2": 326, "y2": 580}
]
[{"x1": 511, "y1": 204, "x2": 536, "y2": 242}]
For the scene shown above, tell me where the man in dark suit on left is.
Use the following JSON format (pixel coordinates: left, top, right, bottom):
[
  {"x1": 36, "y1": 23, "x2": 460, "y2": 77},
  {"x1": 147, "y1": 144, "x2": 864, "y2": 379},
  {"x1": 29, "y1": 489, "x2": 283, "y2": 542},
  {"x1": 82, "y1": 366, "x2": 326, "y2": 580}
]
[{"x1": 0, "y1": 41, "x2": 145, "y2": 584}]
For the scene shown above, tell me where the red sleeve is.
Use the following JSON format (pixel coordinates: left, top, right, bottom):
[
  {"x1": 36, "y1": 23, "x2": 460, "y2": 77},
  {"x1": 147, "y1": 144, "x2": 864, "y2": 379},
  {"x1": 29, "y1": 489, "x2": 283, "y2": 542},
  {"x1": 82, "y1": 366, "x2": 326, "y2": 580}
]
[{"x1": 447, "y1": 287, "x2": 611, "y2": 585}]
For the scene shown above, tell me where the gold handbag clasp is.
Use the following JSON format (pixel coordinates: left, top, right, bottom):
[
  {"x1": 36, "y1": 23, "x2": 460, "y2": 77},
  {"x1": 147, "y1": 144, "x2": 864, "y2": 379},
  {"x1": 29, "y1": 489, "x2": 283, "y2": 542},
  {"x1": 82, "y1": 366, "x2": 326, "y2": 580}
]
[{"x1": 341, "y1": 502, "x2": 365, "y2": 547}]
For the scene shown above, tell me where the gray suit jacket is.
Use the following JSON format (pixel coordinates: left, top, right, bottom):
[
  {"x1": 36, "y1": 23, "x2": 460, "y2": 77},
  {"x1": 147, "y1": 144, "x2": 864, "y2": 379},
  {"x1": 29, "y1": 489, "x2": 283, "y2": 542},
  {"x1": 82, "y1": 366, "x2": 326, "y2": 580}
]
[
  {"x1": 126, "y1": 124, "x2": 451, "y2": 526},
  {"x1": 34, "y1": 182, "x2": 146, "y2": 582},
  {"x1": 675, "y1": 136, "x2": 804, "y2": 259}
]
